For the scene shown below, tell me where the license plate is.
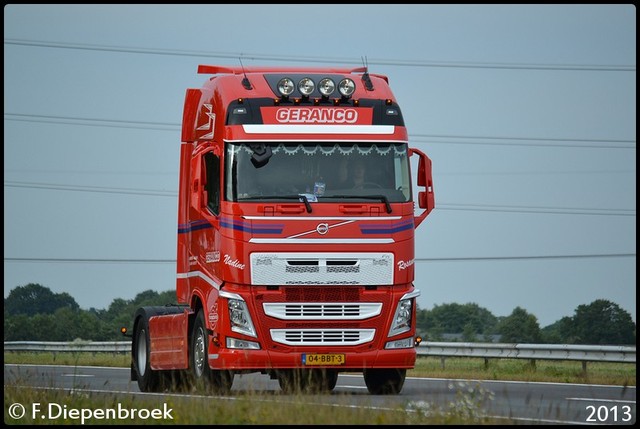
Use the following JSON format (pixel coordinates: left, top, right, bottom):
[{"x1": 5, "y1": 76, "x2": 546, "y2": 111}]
[{"x1": 303, "y1": 353, "x2": 346, "y2": 366}]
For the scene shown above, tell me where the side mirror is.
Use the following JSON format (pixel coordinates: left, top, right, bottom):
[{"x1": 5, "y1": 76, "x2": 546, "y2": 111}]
[
  {"x1": 418, "y1": 191, "x2": 427, "y2": 209},
  {"x1": 411, "y1": 148, "x2": 435, "y2": 228}
]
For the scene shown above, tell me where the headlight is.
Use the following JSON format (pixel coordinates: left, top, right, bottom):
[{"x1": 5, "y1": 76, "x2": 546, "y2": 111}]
[
  {"x1": 388, "y1": 298, "x2": 412, "y2": 337},
  {"x1": 227, "y1": 298, "x2": 257, "y2": 338},
  {"x1": 388, "y1": 290, "x2": 419, "y2": 337},
  {"x1": 277, "y1": 78, "x2": 295, "y2": 96},
  {"x1": 298, "y1": 77, "x2": 315, "y2": 96}
]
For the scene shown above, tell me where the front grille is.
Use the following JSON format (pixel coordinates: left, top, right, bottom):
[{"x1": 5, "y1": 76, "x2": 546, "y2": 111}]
[
  {"x1": 263, "y1": 302, "x2": 382, "y2": 320},
  {"x1": 270, "y1": 329, "x2": 376, "y2": 346}
]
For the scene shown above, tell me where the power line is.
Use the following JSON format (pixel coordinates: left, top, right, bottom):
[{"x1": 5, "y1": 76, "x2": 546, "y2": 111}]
[
  {"x1": 4, "y1": 258, "x2": 174, "y2": 264},
  {"x1": 411, "y1": 133, "x2": 634, "y2": 144},
  {"x1": 4, "y1": 113, "x2": 180, "y2": 131},
  {"x1": 437, "y1": 203, "x2": 635, "y2": 217},
  {"x1": 5, "y1": 253, "x2": 635, "y2": 264},
  {"x1": 4, "y1": 181, "x2": 175, "y2": 197},
  {"x1": 5, "y1": 181, "x2": 636, "y2": 217},
  {"x1": 411, "y1": 135, "x2": 635, "y2": 150},
  {"x1": 4, "y1": 113, "x2": 635, "y2": 149},
  {"x1": 4, "y1": 38, "x2": 636, "y2": 72},
  {"x1": 415, "y1": 253, "x2": 635, "y2": 262}
]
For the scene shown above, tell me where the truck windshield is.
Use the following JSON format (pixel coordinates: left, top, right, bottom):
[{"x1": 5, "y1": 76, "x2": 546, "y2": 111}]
[{"x1": 224, "y1": 142, "x2": 412, "y2": 204}]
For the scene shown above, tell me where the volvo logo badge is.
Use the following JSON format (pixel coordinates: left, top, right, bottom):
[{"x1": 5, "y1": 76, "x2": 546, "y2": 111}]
[{"x1": 316, "y1": 223, "x2": 329, "y2": 235}]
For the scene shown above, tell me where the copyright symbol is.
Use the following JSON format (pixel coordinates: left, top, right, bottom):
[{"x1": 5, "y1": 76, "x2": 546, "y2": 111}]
[{"x1": 8, "y1": 403, "x2": 26, "y2": 419}]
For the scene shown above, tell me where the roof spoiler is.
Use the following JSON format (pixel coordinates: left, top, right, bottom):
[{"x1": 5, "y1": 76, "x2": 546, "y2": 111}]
[{"x1": 197, "y1": 65, "x2": 368, "y2": 75}]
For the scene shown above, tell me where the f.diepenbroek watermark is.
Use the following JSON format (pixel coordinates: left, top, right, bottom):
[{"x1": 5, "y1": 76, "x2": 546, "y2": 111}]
[{"x1": 8, "y1": 402, "x2": 174, "y2": 424}]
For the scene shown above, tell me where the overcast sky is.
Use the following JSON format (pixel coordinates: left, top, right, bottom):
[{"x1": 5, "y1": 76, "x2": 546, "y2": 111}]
[{"x1": 4, "y1": 4, "x2": 636, "y2": 328}]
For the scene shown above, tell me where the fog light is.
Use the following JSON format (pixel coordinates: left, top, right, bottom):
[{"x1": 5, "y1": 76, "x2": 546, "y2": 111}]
[
  {"x1": 385, "y1": 337, "x2": 414, "y2": 349},
  {"x1": 277, "y1": 78, "x2": 295, "y2": 96},
  {"x1": 298, "y1": 77, "x2": 315, "y2": 96},
  {"x1": 227, "y1": 337, "x2": 261, "y2": 349},
  {"x1": 318, "y1": 78, "x2": 335, "y2": 96},
  {"x1": 338, "y1": 78, "x2": 356, "y2": 97}
]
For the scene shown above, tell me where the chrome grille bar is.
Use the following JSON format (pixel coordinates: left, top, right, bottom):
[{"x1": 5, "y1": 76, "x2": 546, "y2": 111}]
[{"x1": 263, "y1": 302, "x2": 382, "y2": 320}]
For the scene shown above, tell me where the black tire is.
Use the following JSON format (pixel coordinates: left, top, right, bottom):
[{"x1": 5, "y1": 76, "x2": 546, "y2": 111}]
[
  {"x1": 163, "y1": 370, "x2": 191, "y2": 393},
  {"x1": 277, "y1": 369, "x2": 307, "y2": 394},
  {"x1": 132, "y1": 316, "x2": 163, "y2": 392},
  {"x1": 309, "y1": 369, "x2": 338, "y2": 393},
  {"x1": 191, "y1": 309, "x2": 234, "y2": 394},
  {"x1": 278, "y1": 369, "x2": 338, "y2": 394},
  {"x1": 324, "y1": 370, "x2": 339, "y2": 391},
  {"x1": 363, "y1": 368, "x2": 406, "y2": 395}
]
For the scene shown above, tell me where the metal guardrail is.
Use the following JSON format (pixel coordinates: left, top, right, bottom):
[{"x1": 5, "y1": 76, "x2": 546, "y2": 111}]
[
  {"x1": 4, "y1": 341, "x2": 636, "y2": 364},
  {"x1": 418, "y1": 342, "x2": 636, "y2": 363},
  {"x1": 4, "y1": 341, "x2": 131, "y2": 353}
]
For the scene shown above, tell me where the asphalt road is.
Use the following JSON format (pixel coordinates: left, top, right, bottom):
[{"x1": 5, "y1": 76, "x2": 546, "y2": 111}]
[{"x1": 4, "y1": 364, "x2": 636, "y2": 425}]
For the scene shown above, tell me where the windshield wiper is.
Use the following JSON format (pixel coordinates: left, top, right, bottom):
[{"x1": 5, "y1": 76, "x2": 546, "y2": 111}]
[
  {"x1": 325, "y1": 195, "x2": 392, "y2": 213},
  {"x1": 240, "y1": 195, "x2": 312, "y2": 213}
]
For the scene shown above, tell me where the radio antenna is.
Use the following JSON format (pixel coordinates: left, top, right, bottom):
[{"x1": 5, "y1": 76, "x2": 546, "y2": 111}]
[
  {"x1": 239, "y1": 57, "x2": 252, "y2": 90},
  {"x1": 361, "y1": 56, "x2": 374, "y2": 91}
]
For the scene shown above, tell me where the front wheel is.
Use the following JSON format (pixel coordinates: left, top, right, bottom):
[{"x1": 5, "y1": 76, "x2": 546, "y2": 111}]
[
  {"x1": 277, "y1": 369, "x2": 338, "y2": 394},
  {"x1": 191, "y1": 309, "x2": 234, "y2": 394},
  {"x1": 309, "y1": 369, "x2": 338, "y2": 392},
  {"x1": 363, "y1": 368, "x2": 406, "y2": 395},
  {"x1": 277, "y1": 369, "x2": 307, "y2": 394}
]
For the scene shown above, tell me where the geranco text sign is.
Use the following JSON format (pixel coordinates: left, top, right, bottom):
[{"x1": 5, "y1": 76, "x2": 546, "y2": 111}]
[{"x1": 260, "y1": 107, "x2": 373, "y2": 125}]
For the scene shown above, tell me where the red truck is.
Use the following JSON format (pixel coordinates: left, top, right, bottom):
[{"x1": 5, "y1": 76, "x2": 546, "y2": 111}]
[{"x1": 127, "y1": 64, "x2": 435, "y2": 395}]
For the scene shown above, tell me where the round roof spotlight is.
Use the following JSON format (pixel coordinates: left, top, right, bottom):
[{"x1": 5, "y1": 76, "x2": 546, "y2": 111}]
[
  {"x1": 277, "y1": 78, "x2": 295, "y2": 97},
  {"x1": 338, "y1": 78, "x2": 356, "y2": 98},
  {"x1": 318, "y1": 78, "x2": 336, "y2": 97},
  {"x1": 298, "y1": 77, "x2": 315, "y2": 96}
]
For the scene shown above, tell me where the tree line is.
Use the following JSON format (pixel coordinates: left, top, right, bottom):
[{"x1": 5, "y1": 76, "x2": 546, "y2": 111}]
[
  {"x1": 417, "y1": 302, "x2": 635, "y2": 345},
  {"x1": 3, "y1": 283, "x2": 636, "y2": 345}
]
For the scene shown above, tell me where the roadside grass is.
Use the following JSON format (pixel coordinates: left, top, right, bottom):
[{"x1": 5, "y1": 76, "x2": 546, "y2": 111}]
[
  {"x1": 412, "y1": 356, "x2": 636, "y2": 386},
  {"x1": 5, "y1": 372, "x2": 503, "y2": 425}
]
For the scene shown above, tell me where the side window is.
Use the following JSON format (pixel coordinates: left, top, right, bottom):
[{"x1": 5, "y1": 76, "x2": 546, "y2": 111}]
[{"x1": 204, "y1": 152, "x2": 220, "y2": 215}]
